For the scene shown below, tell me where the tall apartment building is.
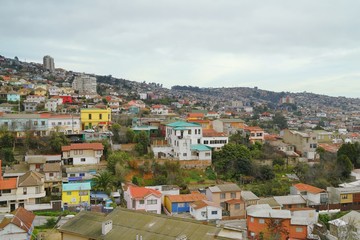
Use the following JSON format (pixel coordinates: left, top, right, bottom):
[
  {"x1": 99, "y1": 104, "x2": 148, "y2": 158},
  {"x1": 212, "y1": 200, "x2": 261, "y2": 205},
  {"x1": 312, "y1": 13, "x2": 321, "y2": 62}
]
[
  {"x1": 43, "y1": 55, "x2": 55, "y2": 72},
  {"x1": 72, "y1": 75, "x2": 97, "y2": 94}
]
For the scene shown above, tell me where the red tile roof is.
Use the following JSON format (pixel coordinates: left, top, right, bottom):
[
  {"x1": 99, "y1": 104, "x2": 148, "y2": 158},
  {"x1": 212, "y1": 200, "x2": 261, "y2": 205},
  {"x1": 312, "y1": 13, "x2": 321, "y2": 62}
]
[
  {"x1": 0, "y1": 178, "x2": 17, "y2": 190},
  {"x1": 166, "y1": 193, "x2": 207, "y2": 203},
  {"x1": 293, "y1": 183, "x2": 325, "y2": 194},
  {"x1": 225, "y1": 198, "x2": 244, "y2": 204},
  {"x1": 202, "y1": 129, "x2": 227, "y2": 137},
  {"x1": 244, "y1": 126, "x2": 263, "y2": 132},
  {"x1": 129, "y1": 186, "x2": 161, "y2": 199},
  {"x1": 62, "y1": 143, "x2": 104, "y2": 151},
  {"x1": 0, "y1": 207, "x2": 36, "y2": 232},
  {"x1": 190, "y1": 200, "x2": 221, "y2": 210}
]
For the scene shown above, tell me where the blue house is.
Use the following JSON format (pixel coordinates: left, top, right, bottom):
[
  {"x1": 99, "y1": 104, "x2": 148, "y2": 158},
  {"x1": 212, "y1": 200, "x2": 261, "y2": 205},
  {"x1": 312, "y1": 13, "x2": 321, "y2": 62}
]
[
  {"x1": 7, "y1": 92, "x2": 20, "y2": 102},
  {"x1": 0, "y1": 113, "x2": 49, "y2": 137},
  {"x1": 164, "y1": 193, "x2": 207, "y2": 214}
]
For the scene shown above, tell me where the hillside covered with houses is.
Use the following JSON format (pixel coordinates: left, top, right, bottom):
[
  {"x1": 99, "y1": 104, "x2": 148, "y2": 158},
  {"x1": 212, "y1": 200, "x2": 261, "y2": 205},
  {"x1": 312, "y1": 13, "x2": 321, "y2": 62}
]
[{"x1": 1, "y1": 55, "x2": 360, "y2": 239}]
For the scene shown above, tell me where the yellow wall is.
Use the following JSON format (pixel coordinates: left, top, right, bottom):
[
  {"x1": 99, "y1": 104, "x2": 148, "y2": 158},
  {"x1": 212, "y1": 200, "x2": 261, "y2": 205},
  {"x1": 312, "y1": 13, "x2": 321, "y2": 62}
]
[
  {"x1": 80, "y1": 108, "x2": 111, "y2": 130},
  {"x1": 164, "y1": 196, "x2": 172, "y2": 213},
  {"x1": 340, "y1": 194, "x2": 353, "y2": 204},
  {"x1": 62, "y1": 190, "x2": 90, "y2": 205}
]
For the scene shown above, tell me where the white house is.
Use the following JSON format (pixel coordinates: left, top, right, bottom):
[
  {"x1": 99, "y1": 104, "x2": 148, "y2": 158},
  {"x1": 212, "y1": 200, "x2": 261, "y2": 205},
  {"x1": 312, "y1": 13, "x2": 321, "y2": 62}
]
[
  {"x1": 0, "y1": 207, "x2": 35, "y2": 240},
  {"x1": 45, "y1": 98, "x2": 62, "y2": 112},
  {"x1": 124, "y1": 185, "x2": 162, "y2": 214},
  {"x1": 290, "y1": 183, "x2": 328, "y2": 205},
  {"x1": 165, "y1": 121, "x2": 211, "y2": 161},
  {"x1": 190, "y1": 200, "x2": 222, "y2": 221},
  {"x1": 150, "y1": 105, "x2": 169, "y2": 115},
  {"x1": 145, "y1": 185, "x2": 180, "y2": 204},
  {"x1": 201, "y1": 129, "x2": 228, "y2": 151},
  {"x1": 48, "y1": 86, "x2": 61, "y2": 96},
  {"x1": 25, "y1": 95, "x2": 45, "y2": 104},
  {"x1": 61, "y1": 143, "x2": 104, "y2": 165},
  {"x1": 48, "y1": 114, "x2": 81, "y2": 134}
]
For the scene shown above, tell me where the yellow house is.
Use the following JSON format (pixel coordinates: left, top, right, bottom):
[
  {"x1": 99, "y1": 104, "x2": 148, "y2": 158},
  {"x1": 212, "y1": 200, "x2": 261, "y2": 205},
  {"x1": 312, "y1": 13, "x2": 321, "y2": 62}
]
[
  {"x1": 62, "y1": 182, "x2": 91, "y2": 206},
  {"x1": 340, "y1": 193, "x2": 353, "y2": 204},
  {"x1": 80, "y1": 108, "x2": 111, "y2": 130},
  {"x1": 35, "y1": 87, "x2": 47, "y2": 96}
]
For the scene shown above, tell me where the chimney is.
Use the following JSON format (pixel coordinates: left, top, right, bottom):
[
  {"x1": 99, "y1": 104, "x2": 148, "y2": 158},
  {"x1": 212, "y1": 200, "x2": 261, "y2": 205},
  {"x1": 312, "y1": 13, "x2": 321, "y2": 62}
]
[{"x1": 102, "y1": 220, "x2": 112, "y2": 235}]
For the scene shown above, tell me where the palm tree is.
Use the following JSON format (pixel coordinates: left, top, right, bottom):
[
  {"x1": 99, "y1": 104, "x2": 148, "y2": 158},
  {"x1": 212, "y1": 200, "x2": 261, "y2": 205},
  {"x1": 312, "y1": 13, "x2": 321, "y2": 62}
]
[{"x1": 93, "y1": 171, "x2": 114, "y2": 194}]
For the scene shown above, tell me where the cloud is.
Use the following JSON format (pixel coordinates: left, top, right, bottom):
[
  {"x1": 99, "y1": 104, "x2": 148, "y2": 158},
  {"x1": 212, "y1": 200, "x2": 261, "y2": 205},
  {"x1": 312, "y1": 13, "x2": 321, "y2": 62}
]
[{"x1": 1, "y1": 0, "x2": 360, "y2": 97}]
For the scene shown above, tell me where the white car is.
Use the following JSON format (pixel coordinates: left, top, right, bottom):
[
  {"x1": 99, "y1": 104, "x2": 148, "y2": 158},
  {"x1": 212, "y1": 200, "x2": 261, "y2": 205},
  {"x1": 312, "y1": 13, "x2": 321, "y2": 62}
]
[{"x1": 84, "y1": 129, "x2": 95, "y2": 133}]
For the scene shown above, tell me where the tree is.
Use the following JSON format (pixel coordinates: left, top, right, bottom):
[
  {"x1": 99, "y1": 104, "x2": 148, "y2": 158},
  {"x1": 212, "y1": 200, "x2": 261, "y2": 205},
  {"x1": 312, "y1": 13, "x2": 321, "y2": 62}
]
[
  {"x1": 0, "y1": 126, "x2": 15, "y2": 148},
  {"x1": 337, "y1": 155, "x2": 353, "y2": 179},
  {"x1": 48, "y1": 132, "x2": 69, "y2": 153},
  {"x1": 134, "y1": 131, "x2": 149, "y2": 155},
  {"x1": 93, "y1": 171, "x2": 114, "y2": 193},
  {"x1": 111, "y1": 123, "x2": 121, "y2": 143},
  {"x1": 266, "y1": 218, "x2": 289, "y2": 240},
  {"x1": 126, "y1": 128, "x2": 135, "y2": 143},
  {"x1": 107, "y1": 151, "x2": 131, "y2": 174},
  {"x1": 273, "y1": 112, "x2": 288, "y2": 130},
  {"x1": 212, "y1": 143, "x2": 253, "y2": 180},
  {"x1": 338, "y1": 142, "x2": 360, "y2": 168}
]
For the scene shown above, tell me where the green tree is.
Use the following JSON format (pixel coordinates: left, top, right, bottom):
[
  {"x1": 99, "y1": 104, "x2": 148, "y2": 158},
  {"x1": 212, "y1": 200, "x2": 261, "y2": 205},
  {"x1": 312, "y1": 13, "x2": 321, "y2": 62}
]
[
  {"x1": 337, "y1": 155, "x2": 353, "y2": 179},
  {"x1": 93, "y1": 171, "x2": 114, "y2": 193},
  {"x1": 107, "y1": 151, "x2": 131, "y2": 174},
  {"x1": 273, "y1": 112, "x2": 288, "y2": 130},
  {"x1": 49, "y1": 132, "x2": 69, "y2": 153},
  {"x1": 212, "y1": 143, "x2": 253, "y2": 180},
  {"x1": 111, "y1": 123, "x2": 121, "y2": 143},
  {"x1": 338, "y1": 142, "x2": 360, "y2": 168},
  {"x1": 126, "y1": 128, "x2": 135, "y2": 143},
  {"x1": 0, "y1": 126, "x2": 15, "y2": 148},
  {"x1": 134, "y1": 131, "x2": 150, "y2": 155}
]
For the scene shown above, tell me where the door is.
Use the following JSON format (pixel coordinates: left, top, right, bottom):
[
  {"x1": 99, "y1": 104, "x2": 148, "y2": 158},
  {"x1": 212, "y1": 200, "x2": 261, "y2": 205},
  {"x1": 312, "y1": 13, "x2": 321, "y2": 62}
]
[{"x1": 10, "y1": 203, "x2": 16, "y2": 212}]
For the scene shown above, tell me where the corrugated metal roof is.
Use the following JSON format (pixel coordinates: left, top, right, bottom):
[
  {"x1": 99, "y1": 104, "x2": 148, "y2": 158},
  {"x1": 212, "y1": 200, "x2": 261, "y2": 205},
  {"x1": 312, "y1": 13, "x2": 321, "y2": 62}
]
[
  {"x1": 62, "y1": 182, "x2": 91, "y2": 191},
  {"x1": 191, "y1": 144, "x2": 212, "y2": 151},
  {"x1": 166, "y1": 121, "x2": 200, "y2": 127}
]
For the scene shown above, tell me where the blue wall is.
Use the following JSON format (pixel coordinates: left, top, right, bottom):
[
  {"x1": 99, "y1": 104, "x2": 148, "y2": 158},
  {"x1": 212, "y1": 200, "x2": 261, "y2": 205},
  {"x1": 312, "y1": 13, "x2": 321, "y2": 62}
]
[{"x1": 172, "y1": 202, "x2": 190, "y2": 213}]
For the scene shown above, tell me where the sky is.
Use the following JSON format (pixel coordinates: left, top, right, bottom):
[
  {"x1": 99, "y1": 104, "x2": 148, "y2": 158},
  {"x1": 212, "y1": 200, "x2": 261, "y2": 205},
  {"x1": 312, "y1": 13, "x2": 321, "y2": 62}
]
[{"x1": 1, "y1": 1, "x2": 360, "y2": 98}]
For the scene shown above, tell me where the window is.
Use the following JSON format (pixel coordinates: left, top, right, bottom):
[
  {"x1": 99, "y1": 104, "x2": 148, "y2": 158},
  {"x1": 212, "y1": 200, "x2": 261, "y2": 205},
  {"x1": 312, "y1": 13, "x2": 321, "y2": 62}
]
[
  {"x1": 250, "y1": 217, "x2": 254, "y2": 222},
  {"x1": 201, "y1": 211, "x2": 206, "y2": 217},
  {"x1": 2, "y1": 189, "x2": 11, "y2": 194},
  {"x1": 79, "y1": 150, "x2": 83, "y2": 154},
  {"x1": 99, "y1": 114, "x2": 102, "y2": 120},
  {"x1": 69, "y1": 174, "x2": 76, "y2": 177},
  {"x1": 3, "y1": 122, "x2": 8, "y2": 126},
  {"x1": 41, "y1": 121, "x2": 45, "y2": 126},
  {"x1": 183, "y1": 153, "x2": 187, "y2": 156},
  {"x1": 296, "y1": 227, "x2": 303, "y2": 233},
  {"x1": 188, "y1": 130, "x2": 191, "y2": 134},
  {"x1": 58, "y1": 122, "x2": 62, "y2": 125},
  {"x1": 89, "y1": 114, "x2": 92, "y2": 120},
  {"x1": 139, "y1": 200, "x2": 144, "y2": 204},
  {"x1": 74, "y1": 150, "x2": 78, "y2": 155},
  {"x1": 341, "y1": 195, "x2": 348, "y2": 199},
  {"x1": 49, "y1": 173, "x2": 54, "y2": 177},
  {"x1": 52, "y1": 122, "x2": 55, "y2": 126},
  {"x1": 34, "y1": 121, "x2": 38, "y2": 126},
  {"x1": 81, "y1": 158, "x2": 86, "y2": 162},
  {"x1": 97, "y1": 150, "x2": 102, "y2": 155},
  {"x1": 23, "y1": 187, "x2": 27, "y2": 195},
  {"x1": 67, "y1": 191, "x2": 72, "y2": 195},
  {"x1": 220, "y1": 193, "x2": 226, "y2": 199},
  {"x1": 205, "y1": 152, "x2": 211, "y2": 157},
  {"x1": 204, "y1": 140, "x2": 209, "y2": 144},
  {"x1": 231, "y1": 192, "x2": 236, "y2": 198},
  {"x1": 235, "y1": 203, "x2": 240, "y2": 209},
  {"x1": 79, "y1": 173, "x2": 85, "y2": 177},
  {"x1": 79, "y1": 191, "x2": 88, "y2": 196},
  {"x1": 147, "y1": 199, "x2": 157, "y2": 205},
  {"x1": 211, "y1": 211, "x2": 218, "y2": 215},
  {"x1": 259, "y1": 219, "x2": 265, "y2": 224},
  {"x1": 178, "y1": 203, "x2": 185, "y2": 207}
]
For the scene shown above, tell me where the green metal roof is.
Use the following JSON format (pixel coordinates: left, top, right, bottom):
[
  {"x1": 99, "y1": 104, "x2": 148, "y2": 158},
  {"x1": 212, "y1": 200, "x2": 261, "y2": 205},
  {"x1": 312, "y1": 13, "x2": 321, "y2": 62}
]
[
  {"x1": 58, "y1": 207, "x2": 222, "y2": 240},
  {"x1": 166, "y1": 121, "x2": 200, "y2": 127},
  {"x1": 191, "y1": 144, "x2": 212, "y2": 151},
  {"x1": 62, "y1": 182, "x2": 91, "y2": 191}
]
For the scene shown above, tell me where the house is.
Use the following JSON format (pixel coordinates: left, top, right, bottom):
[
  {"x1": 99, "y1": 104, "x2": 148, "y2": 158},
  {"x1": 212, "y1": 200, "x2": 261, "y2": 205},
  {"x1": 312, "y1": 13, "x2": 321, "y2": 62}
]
[
  {"x1": 48, "y1": 86, "x2": 61, "y2": 96},
  {"x1": 47, "y1": 114, "x2": 81, "y2": 135},
  {"x1": 212, "y1": 118, "x2": 246, "y2": 135},
  {"x1": 6, "y1": 91, "x2": 20, "y2": 102},
  {"x1": 268, "y1": 140, "x2": 300, "y2": 166},
  {"x1": 23, "y1": 101, "x2": 39, "y2": 112},
  {"x1": 290, "y1": 183, "x2": 328, "y2": 206},
  {"x1": 65, "y1": 165, "x2": 101, "y2": 182},
  {"x1": 201, "y1": 129, "x2": 228, "y2": 151},
  {"x1": 34, "y1": 87, "x2": 47, "y2": 96},
  {"x1": 282, "y1": 129, "x2": 318, "y2": 160},
  {"x1": 145, "y1": 185, "x2": 180, "y2": 204},
  {"x1": 45, "y1": 99, "x2": 61, "y2": 112},
  {"x1": 206, "y1": 111, "x2": 220, "y2": 119},
  {"x1": 313, "y1": 130, "x2": 333, "y2": 143},
  {"x1": 26, "y1": 95, "x2": 46, "y2": 103},
  {"x1": 206, "y1": 183, "x2": 244, "y2": 218},
  {"x1": 328, "y1": 210, "x2": 360, "y2": 239},
  {"x1": 150, "y1": 105, "x2": 169, "y2": 115},
  {"x1": 0, "y1": 165, "x2": 46, "y2": 213},
  {"x1": 59, "y1": 95, "x2": 73, "y2": 104},
  {"x1": 244, "y1": 126, "x2": 265, "y2": 144},
  {"x1": 0, "y1": 207, "x2": 35, "y2": 240},
  {"x1": 124, "y1": 185, "x2": 162, "y2": 214},
  {"x1": 43, "y1": 163, "x2": 62, "y2": 195},
  {"x1": 273, "y1": 195, "x2": 307, "y2": 209},
  {"x1": 61, "y1": 143, "x2": 104, "y2": 165},
  {"x1": 164, "y1": 192, "x2": 207, "y2": 215},
  {"x1": 327, "y1": 186, "x2": 360, "y2": 210},
  {"x1": 80, "y1": 108, "x2": 111, "y2": 131},
  {"x1": 0, "y1": 103, "x2": 16, "y2": 113},
  {"x1": 241, "y1": 191, "x2": 259, "y2": 207},
  {"x1": 58, "y1": 207, "x2": 223, "y2": 240},
  {"x1": 190, "y1": 200, "x2": 222, "y2": 221},
  {"x1": 246, "y1": 204, "x2": 311, "y2": 240},
  {"x1": 62, "y1": 182, "x2": 91, "y2": 208},
  {"x1": 0, "y1": 113, "x2": 48, "y2": 137}
]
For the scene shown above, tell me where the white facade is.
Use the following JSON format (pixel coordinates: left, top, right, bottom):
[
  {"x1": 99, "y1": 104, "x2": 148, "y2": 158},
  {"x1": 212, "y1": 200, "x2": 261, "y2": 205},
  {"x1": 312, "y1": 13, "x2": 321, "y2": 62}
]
[
  {"x1": 201, "y1": 136, "x2": 228, "y2": 150},
  {"x1": 146, "y1": 185, "x2": 180, "y2": 204},
  {"x1": 26, "y1": 95, "x2": 45, "y2": 103},
  {"x1": 0, "y1": 224, "x2": 30, "y2": 240},
  {"x1": 72, "y1": 75, "x2": 97, "y2": 94},
  {"x1": 150, "y1": 105, "x2": 169, "y2": 115},
  {"x1": 72, "y1": 155, "x2": 101, "y2": 165},
  {"x1": 45, "y1": 99, "x2": 61, "y2": 112},
  {"x1": 43, "y1": 55, "x2": 55, "y2": 72},
  {"x1": 124, "y1": 188, "x2": 161, "y2": 214},
  {"x1": 48, "y1": 86, "x2": 61, "y2": 96},
  {"x1": 190, "y1": 204, "x2": 222, "y2": 221},
  {"x1": 48, "y1": 115, "x2": 81, "y2": 134}
]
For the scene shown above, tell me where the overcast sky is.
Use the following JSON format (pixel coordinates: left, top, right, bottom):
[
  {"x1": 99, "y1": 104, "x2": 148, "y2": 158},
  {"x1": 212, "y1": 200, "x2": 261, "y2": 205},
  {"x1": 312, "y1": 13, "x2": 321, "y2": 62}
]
[{"x1": 1, "y1": 1, "x2": 360, "y2": 97}]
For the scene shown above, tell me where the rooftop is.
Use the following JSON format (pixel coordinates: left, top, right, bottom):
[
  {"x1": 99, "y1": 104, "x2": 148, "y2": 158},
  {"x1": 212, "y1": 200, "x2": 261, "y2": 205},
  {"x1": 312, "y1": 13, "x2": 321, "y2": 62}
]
[
  {"x1": 62, "y1": 143, "x2": 104, "y2": 151},
  {"x1": 293, "y1": 183, "x2": 326, "y2": 194},
  {"x1": 208, "y1": 183, "x2": 241, "y2": 193},
  {"x1": 18, "y1": 171, "x2": 44, "y2": 187},
  {"x1": 191, "y1": 144, "x2": 212, "y2": 151},
  {"x1": 166, "y1": 121, "x2": 201, "y2": 128},
  {"x1": 129, "y1": 186, "x2": 161, "y2": 199},
  {"x1": 63, "y1": 182, "x2": 91, "y2": 191},
  {"x1": 166, "y1": 193, "x2": 207, "y2": 203}
]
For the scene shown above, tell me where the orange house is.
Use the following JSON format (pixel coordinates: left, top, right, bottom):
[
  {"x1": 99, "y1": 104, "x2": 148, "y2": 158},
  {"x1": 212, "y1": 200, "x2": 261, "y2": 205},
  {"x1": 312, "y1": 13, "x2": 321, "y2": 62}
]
[
  {"x1": 246, "y1": 204, "x2": 308, "y2": 240},
  {"x1": 187, "y1": 113, "x2": 205, "y2": 121}
]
